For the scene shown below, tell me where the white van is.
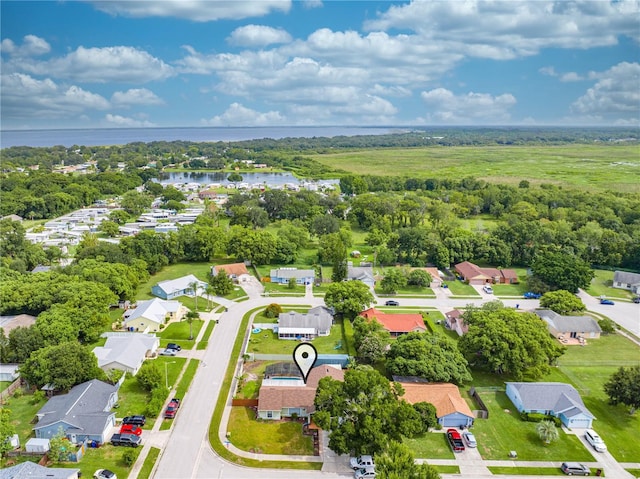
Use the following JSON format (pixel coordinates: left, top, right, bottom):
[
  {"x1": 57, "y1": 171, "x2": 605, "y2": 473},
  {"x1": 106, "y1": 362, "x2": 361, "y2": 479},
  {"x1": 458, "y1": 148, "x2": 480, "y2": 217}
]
[{"x1": 584, "y1": 429, "x2": 607, "y2": 452}]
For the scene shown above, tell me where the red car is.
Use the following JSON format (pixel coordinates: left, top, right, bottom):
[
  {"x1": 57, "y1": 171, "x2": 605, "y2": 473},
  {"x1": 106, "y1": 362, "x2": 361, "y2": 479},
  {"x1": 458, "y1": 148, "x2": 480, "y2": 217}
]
[
  {"x1": 164, "y1": 398, "x2": 181, "y2": 419},
  {"x1": 447, "y1": 428, "x2": 465, "y2": 452},
  {"x1": 120, "y1": 424, "x2": 143, "y2": 436}
]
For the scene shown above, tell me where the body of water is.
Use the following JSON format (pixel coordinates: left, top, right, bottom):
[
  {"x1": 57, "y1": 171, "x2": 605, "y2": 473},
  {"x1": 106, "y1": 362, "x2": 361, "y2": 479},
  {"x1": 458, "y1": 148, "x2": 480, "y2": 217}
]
[
  {"x1": 1, "y1": 126, "x2": 400, "y2": 148},
  {"x1": 158, "y1": 171, "x2": 338, "y2": 187}
]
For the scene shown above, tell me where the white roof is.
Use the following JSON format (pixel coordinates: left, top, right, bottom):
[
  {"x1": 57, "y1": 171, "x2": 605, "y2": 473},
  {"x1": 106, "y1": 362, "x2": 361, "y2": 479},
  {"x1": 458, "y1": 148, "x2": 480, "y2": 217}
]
[
  {"x1": 124, "y1": 298, "x2": 181, "y2": 325},
  {"x1": 155, "y1": 274, "x2": 206, "y2": 296},
  {"x1": 93, "y1": 334, "x2": 159, "y2": 369}
]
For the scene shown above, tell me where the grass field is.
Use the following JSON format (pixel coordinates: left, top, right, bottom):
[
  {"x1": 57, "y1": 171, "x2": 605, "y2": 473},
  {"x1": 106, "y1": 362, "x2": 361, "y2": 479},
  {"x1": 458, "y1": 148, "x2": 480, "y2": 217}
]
[
  {"x1": 587, "y1": 269, "x2": 635, "y2": 300},
  {"x1": 247, "y1": 319, "x2": 350, "y2": 354},
  {"x1": 57, "y1": 444, "x2": 141, "y2": 477},
  {"x1": 404, "y1": 431, "x2": 455, "y2": 459},
  {"x1": 487, "y1": 466, "x2": 571, "y2": 476},
  {"x1": 159, "y1": 319, "x2": 204, "y2": 350},
  {"x1": 444, "y1": 280, "x2": 480, "y2": 297},
  {"x1": 3, "y1": 391, "x2": 47, "y2": 446},
  {"x1": 309, "y1": 144, "x2": 640, "y2": 192}
]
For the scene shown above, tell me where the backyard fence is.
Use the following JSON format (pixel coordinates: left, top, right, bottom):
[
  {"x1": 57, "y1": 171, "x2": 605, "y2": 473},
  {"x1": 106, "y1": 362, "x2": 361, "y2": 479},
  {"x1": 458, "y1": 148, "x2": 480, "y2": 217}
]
[
  {"x1": 469, "y1": 387, "x2": 490, "y2": 419},
  {"x1": 231, "y1": 398, "x2": 259, "y2": 407},
  {"x1": 0, "y1": 378, "x2": 23, "y2": 404}
]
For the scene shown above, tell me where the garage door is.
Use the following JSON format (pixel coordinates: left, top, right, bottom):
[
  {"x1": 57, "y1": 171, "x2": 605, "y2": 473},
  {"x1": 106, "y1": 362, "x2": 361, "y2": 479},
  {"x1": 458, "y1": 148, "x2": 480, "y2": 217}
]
[{"x1": 569, "y1": 418, "x2": 591, "y2": 429}]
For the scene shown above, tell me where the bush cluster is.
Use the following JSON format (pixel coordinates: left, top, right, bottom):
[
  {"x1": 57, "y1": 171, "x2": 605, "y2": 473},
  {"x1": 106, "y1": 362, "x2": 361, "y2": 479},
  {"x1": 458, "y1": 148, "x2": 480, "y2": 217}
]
[{"x1": 520, "y1": 412, "x2": 561, "y2": 427}]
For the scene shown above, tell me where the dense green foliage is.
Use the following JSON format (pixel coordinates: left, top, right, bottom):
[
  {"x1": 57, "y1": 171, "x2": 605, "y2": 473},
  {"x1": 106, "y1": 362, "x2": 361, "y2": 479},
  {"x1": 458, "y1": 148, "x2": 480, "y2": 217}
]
[
  {"x1": 604, "y1": 366, "x2": 640, "y2": 414},
  {"x1": 352, "y1": 315, "x2": 391, "y2": 364},
  {"x1": 531, "y1": 251, "x2": 595, "y2": 293},
  {"x1": 323, "y1": 281, "x2": 374, "y2": 319},
  {"x1": 539, "y1": 290, "x2": 586, "y2": 314},
  {"x1": 374, "y1": 441, "x2": 441, "y2": 479}
]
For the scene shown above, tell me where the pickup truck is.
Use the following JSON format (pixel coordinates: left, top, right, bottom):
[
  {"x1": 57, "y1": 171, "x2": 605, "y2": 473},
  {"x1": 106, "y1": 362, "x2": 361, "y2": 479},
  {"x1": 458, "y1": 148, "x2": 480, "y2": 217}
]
[
  {"x1": 110, "y1": 433, "x2": 141, "y2": 447},
  {"x1": 164, "y1": 398, "x2": 181, "y2": 419},
  {"x1": 447, "y1": 428, "x2": 465, "y2": 452}
]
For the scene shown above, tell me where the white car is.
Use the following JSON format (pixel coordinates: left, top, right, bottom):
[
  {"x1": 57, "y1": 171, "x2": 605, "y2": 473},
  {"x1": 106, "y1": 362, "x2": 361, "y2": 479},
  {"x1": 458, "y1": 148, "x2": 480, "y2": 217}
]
[
  {"x1": 350, "y1": 455, "x2": 374, "y2": 469},
  {"x1": 160, "y1": 348, "x2": 177, "y2": 356},
  {"x1": 462, "y1": 430, "x2": 477, "y2": 447},
  {"x1": 94, "y1": 470, "x2": 117, "y2": 479},
  {"x1": 483, "y1": 285, "x2": 494, "y2": 294},
  {"x1": 354, "y1": 466, "x2": 376, "y2": 479},
  {"x1": 584, "y1": 429, "x2": 607, "y2": 452}
]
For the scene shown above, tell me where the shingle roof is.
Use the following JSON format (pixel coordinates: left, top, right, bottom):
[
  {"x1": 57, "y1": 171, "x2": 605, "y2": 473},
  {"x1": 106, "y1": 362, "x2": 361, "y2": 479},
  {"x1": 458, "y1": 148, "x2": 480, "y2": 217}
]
[
  {"x1": 278, "y1": 306, "x2": 333, "y2": 332},
  {"x1": 0, "y1": 461, "x2": 79, "y2": 479},
  {"x1": 454, "y1": 261, "x2": 488, "y2": 280},
  {"x1": 507, "y1": 382, "x2": 594, "y2": 419},
  {"x1": 400, "y1": 382, "x2": 474, "y2": 419},
  {"x1": 93, "y1": 334, "x2": 158, "y2": 370},
  {"x1": 270, "y1": 268, "x2": 315, "y2": 279},
  {"x1": 360, "y1": 308, "x2": 427, "y2": 334},
  {"x1": 613, "y1": 270, "x2": 640, "y2": 285},
  {"x1": 124, "y1": 298, "x2": 181, "y2": 325},
  {"x1": 534, "y1": 310, "x2": 602, "y2": 334},
  {"x1": 214, "y1": 263, "x2": 249, "y2": 276},
  {"x1": 34, "y1": 379, "x2": 117, "y2": 436},
  {"x1": 155, "y1": 274, "x2": 206, "y2": 296},
  {"x1": 347, "y1": 265, "x2": 374, "y2": 282}
]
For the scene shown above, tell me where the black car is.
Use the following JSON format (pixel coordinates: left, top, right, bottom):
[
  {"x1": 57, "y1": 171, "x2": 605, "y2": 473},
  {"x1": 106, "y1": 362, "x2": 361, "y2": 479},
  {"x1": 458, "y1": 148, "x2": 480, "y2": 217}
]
[
  {"x1": 385, "y1": 300, "x2": 399, "y2": 306},
  {"x1": 122, "y1": 415, "x2": 146, "y2": 426},
  {"x1": 111, "y1": 433, "x2": 141, "y2": 447},
  {"x1": 166, "y1": 343, "x2": 182, "y2": 351},
  {"x1": 633, "y1": 296, "x2": 640, "y2": 304}
]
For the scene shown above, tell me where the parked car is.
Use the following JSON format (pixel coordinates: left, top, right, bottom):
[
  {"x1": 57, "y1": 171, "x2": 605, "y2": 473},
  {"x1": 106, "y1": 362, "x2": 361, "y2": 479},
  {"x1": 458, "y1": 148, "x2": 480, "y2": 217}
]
[
  {"x1": 166, "y1": 343, "x2": 182, "y2": 351},
  {"x1": 584, "y1": 429, "x2": 607, "y2": 452},
  {"x1": 160, "y1": 348, "x2": 177, "y2": 356},
  {"x1": 599, "y1": 298, "x2": 615, "y2": 305},
  {"x1": 165, "y1": 398, "x2": 181, "y2": 419},
  {"x1": 633, "y1": 296, "x2": 640, "y2": 304},
  {"x1": 354, "y1": 466, "x2": 376, "y2": 479},
  {"x1": 462, "y1": 431, "x2": 477, "y2": 448},
  {"x1": 384, "y1": 300, "x2": 399, "y2": 306},
  {"x1": 482, "y1": 285, "x2": 494, "y2": 294},
  {"x1": 350, "y1": 455, "x2": 374, "y2": 470},
  {"x1": 560, "y1": 462, "x2": 590, "y2": 475},
  {"x1": 122, "y1": 415, "x2": 146, "y2": 426},
  {"x1": 446, "y1": 428, "x2": 465, "y2": 452},
  {"x1": 120, "y1": 424, "x2": 143, "y2": 436},
  {"x1": 110, "y1": 433, "x2": 141, "y2": 447},
  {"x1": 523, "y1": 291, "x2": 541, "y2": 299},
  {"x1": 94, "y1": 470, "x2": 117, "y2": 479}
]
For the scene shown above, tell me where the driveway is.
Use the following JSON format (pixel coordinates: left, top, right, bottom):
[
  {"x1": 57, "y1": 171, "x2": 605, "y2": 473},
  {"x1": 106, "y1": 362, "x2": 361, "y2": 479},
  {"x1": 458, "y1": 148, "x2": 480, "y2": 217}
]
[{"x1": 578, "y1": 290, "x2": 640, "y2": 336}]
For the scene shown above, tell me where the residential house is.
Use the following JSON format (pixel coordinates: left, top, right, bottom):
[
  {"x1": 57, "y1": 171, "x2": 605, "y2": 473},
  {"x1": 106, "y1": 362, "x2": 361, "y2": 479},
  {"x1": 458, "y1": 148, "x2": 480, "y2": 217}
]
[
  {"x1": 500, "y1": 269, "x2": 519, "y2": 284},
  {"x1": 198, "y1": 189, "x2": 218, "y2": 200},
  {"x1": 399, "y1": 382, "x2": 474, "y2": 428},
  {"x1": 92, "y1": 333, "x2": 160, "y2": 376},
  {"x1": 346, "y1": 264, "x2": 375, "y2": 288},
  {"x1": 445, "y1": 309, "x2": 468, "y2": 336},
  {"x1": 454, "y1": 261, "x2": 519, "y2": 285},
  {"x1": 0, "y1": 364, "x2": 19, "y2": 382},
  {"x1": 534, "y1": 310, "x2": 602, "y2": 340},
  {"x1": 270, "y1": 268, "x2": 315, "y2": 285},
  {"x1": 0, "y1": 314, "x2": 36, "y2": 334},
  {"x1": 360, "y1": 308, "x2": 427, "y2": 337},
  {"x1": 612, "y1": 271, "x2": 640, "y2": 294},
  {"x1": 152, "y1": 274, "x2": 207, "y2": 300},
  {"x1": 257, "y1": 364, "x2": 344, "y2": 420},
  {"x1": 0, "y1": 461, "x2": 80, "y2": 479},
  {"x1": 211, "y1": 263, "x2": 251, "y2": 282},
  {"x1": 425, "y1": 267, "x2": 442, "y2": 288},
  {"x1": 123, "y1": 298, "x2": 184, "y2": 333},
  {"x1": 33, "y1": 379, "x2": 118, "y2": 444},
  {"x1": 505, "y1": 382, "x2": 595, "y2": 429},
  {"x1": 277, "y1": 306, "x2": 334, "y2": 340},
  {"x1": 1, "y1": 214, "x2": 23, "y2": 222}
]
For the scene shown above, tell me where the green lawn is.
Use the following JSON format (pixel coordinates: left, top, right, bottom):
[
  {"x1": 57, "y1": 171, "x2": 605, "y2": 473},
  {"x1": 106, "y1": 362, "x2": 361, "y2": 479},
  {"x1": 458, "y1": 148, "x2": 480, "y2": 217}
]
[
  {"x1": 492, "y1": 282, "x2": 528, "y2": 296},
  {"x1": 57, "y1": 444, "x2": 141, "y2": 478},
  {"x1": 138, "y1": 447, "x2": 161, "y2": 479},
  {"x1": 472, "y1": 390, "x2": 593, "y2": 461},
  {"x1": 227, "y1": 407, "x2": 314, "y2": 455},
  {"x1": 3, "y1": 391, "x2": 47, "y2": 446},
  {"x1": 404, "y1": 432, "x2": 455, "y2": 459},
  {"x1": 158, "y1": 319, "x2": 204, "y2": 349},
  {"x1": 197, "y1": 320, "x2": 216, "y2": 349},
  {"x1": 247, "y1": 319, "x2": 349, "y2": 355},
  {"x1": 587, "y1": 269, "x2": 635, "y2": 300},
  {"x1": 263, "y1": 281, "x2": 306, "y2": 296},
  {"x1": 375, "y1": 285, "x2": 435, "y2": 297},
  {"x1": 1, "y1": 381, "x2": 12, "y2": 391},
  {"x1": 444, "y1": 280, "x2": 480, "y2": 297},
  {"x1": 160, "y1": 359, "x2": 199, "y2": 431},
  {"x1": 487, "y1": 466, "x2": 571, "y2": 476}
]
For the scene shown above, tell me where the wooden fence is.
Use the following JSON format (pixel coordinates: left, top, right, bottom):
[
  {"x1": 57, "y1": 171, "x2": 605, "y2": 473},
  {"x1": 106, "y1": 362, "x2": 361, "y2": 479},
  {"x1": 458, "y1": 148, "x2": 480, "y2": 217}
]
[
  {"x1": 469, "y1": 387, "x2": 489, "y2": 419},
  {"x1": 231, "y1": 398, "x2": 259, "y2": 407},
  {"x1": 0, "y1": 378, "x2": 23, "y2": 404}
]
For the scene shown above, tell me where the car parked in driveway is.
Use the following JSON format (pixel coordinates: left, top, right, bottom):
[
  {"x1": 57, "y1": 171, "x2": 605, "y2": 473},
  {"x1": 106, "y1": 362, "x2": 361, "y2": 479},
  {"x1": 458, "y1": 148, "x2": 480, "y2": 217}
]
[
  {"x1": 160, "y1": 348, "x2": 177, "y2": 356},
  {"x1": 350, "y1": 455, "x2": 374, "y2": 470},
  {"x1": 384, "y1": 300, "x2": 399, "y2": 306},
  {"x1": 482, "y1": 285, "x2": 494, "y2": 294},
  {"x1": 120, "y1": 424, "x2": 142, "y2": 436},
  {"x1": 462, "y1": 431, "x2": 477, "y2": 448},
  {"x1": 560, "y1": 462, "x2": 590, "y2": 475},
  {"x1": 584, "y1": 429, "x2": 607, "y2": 452},
  {"x1": 446, "y1": 428, "x2": 465, "y2": 452},
  {"x1": 354, "y1": 466, "x2": 376, "y2": 479},
  {"x1": 94, "y1": 470, "x2": 117, "y2": 479},
  {"x1": 122, "y1": 415, "x2": 146, "y2": 426},
  {"x1": 111, "y1": 433, "x2": 141, "y2": 447},
  {"x1": 166, "y1": 343, "x2": 182, "y2": 351}
]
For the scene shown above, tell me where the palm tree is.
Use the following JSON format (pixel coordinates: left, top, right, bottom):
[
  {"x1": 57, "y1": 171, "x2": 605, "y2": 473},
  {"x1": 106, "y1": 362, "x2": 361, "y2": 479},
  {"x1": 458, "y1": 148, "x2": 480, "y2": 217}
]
[
  {"x1": 204, "y1": 284, "x2": 215, "y2": 310},
  {"x1": 189, "y1": 281, "x2": 201, "y2": 311},
  {"x1": 536, "y1": 420, "x2": 559, "y2": 445},
  {"x1": 185, "y1": 310, "x2": 199, "y2": 341}
]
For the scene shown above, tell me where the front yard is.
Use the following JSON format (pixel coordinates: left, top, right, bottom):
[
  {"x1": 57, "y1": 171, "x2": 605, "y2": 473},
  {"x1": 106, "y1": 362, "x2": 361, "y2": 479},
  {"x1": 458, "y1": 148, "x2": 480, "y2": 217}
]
[
  {"x1": 404, "y1": 431, "x2": 455, "y2": 459},
  {"x1": 227, "y1": 406, "x2": 314, "y2": 455},
  {"x1": 158, "y1": 319, "x2": 204, "y2": 350},
  {"x1": 444, "y1": 280, "x2": 480, "y2": 297},
  {"x1": 587, "y1": 269, "x2": 635, "y2": 300}
]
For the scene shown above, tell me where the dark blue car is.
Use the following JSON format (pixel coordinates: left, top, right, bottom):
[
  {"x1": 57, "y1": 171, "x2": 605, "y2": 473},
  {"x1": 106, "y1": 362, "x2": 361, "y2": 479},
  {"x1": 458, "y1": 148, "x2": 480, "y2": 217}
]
[
  {"x1": 600, "y1": 298, "x2": 614, "y2": 305},
  {"x1": 523, "y1": 292, "x2": 541, "y2": 299}
]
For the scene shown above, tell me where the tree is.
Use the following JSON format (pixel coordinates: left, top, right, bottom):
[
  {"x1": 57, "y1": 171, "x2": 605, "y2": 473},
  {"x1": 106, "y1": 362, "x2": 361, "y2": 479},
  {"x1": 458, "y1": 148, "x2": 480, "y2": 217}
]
[
  {"x1": 120, "y1": 190, "x2": 152, "y2": 216},
  {"x1": 264, "y1": 303, "x2": 283, "y2": 318},
  {"x1": 386, "y1": 332, "x2": 473, "y2": 384},
  {"x1": 324, "y1": 281, "x2": 374, "y2": 319},
  {"x1": 226, "y1": 227, "x2": 276, "y2": 265},
  {"x1": 381, "y1": 268, "x2": 408, "y2": 294},
  {"x1": 311, "y1": 214, "x2": 340, "y2": 237},
  {"x1": 530, "y1": 251, "x2": 594, "y2": 293},
  {"x1": 539, "y1": 290, "x2": 586, "y2": 314},
  {"x1": 536, "y1": 420, "x2": 559, "y2": 445},
  {"x1": 185, "y1": 310, "x2": 199, "y2": 340},
  {"x1": 20, "y1": 342, "x2": 105, "y2": 391},
  {"x1": 189, "y1": 280, "x2": 201, "y2": 311},
  {"x1": 314, "y1": 366, "x2": 423, "y2": 456},
  {"x1": 0, "y1": 407, "x2": 16, "y2": 458},
  {"x1": 210, "y1": 270, "x2": 233, "y2": 296},
  {"x1": 353, "y1": 315, "x2": 390, "y2": 364},
  {"x1": 137, "y1": 361, "x2": 163, "y2": 392},
  {"x1": 99, "y1": 220, "x2": 120, "y2": 237},
  {"x1": 48, "y1": 427, "x2": 69, "y2": 462},
  {"x1": 459, "y1": 308, "x2": 565, "y2": 380},
  {"x1": 227, "y1": 172, "x2": 243, "y2": 184},
  {"x1": 604, "y1": 366, "x2": 640, "y2": 414},
  {"x1": 287, "y1": 277, "x2": 297, "y2": 290},
  {"x1": 412, "y1": 402, "x2": 438, "y2": 433},
  {"x1": 407, "y1": 269, "x2": 431, "y2": 288},
  {"x1": 374, "y1": 441, "x2": 441, "y2": 479}
]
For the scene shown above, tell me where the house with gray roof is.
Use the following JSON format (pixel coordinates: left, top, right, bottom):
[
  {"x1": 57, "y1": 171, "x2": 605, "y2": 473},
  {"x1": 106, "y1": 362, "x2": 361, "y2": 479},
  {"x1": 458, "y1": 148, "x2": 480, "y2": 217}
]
[
  {"x1": 123, "y1": 298, "x2": 184, "y2": 333},
  {"x1": 612, "y1": 270, "x2": 640, "y2": 294},
  {"x1": 506, "y1": 382, "x2": 594, "y2": 429},
  {"x1": 33, "y1": 379, "x2": 117, "y2": 444},
  {"x1": 347, "y1": 264, "x2": 375, "y2": 289},
  {"x1": 93, "y1": 333, "x2": 160, "y2": 376},
  {"x1": 277, "y1": 306, "x2": 334, "y2": 340},
  {"x1": 270, "y1": 268, "x2": 315, "y2": 285},
  {"x1": 0, "y1": 461, "x2": 79, "y2": 479},
  {"x1": 534, "y1": 309, "x2": 601, "y2": 339},
  {"x1": 152, "y1": 274, "x2": 207, "y2": 300}
]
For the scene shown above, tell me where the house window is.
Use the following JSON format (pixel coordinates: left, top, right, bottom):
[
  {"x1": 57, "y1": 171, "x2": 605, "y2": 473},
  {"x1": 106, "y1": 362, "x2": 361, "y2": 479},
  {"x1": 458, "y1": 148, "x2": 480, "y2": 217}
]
[{"x1": 267, "y1": 411, "x2": 273, "y2": 418}]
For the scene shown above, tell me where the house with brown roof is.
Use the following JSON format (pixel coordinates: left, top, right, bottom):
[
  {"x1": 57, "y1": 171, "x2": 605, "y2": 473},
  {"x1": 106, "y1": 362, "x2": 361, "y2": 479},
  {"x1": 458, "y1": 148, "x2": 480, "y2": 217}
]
[
  {"x1": 257, "y1": 364, "x2": 344, "y2": 420},
  {"x1": 454, "y1": 261, "x2": 519, "y2": 285},
  {"x1": 211, "y1": 262, "x2": 251, "y2": 282},
  {"x1": 198, "y1": 189, "x2": 218, "y2": 200},
  {"x1": 399, "y1": 382, "x2": 474, "y2": 428},
  {"x1": 424, "y1": 267, "x2": 442, "y2": 288},
  {"x1": 500, "y1": 269, "x2": 519, "y2": 284},
  {"x1": 360, "y1": 308, "x2": 427, "y2": 337},
  {"x1": 445, "y1": 309, "x2": 468, "y2": 336}
]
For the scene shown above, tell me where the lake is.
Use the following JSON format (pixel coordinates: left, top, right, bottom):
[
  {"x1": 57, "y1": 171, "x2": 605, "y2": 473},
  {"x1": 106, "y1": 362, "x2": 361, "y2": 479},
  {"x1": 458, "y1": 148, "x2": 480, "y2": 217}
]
[{"x1": 158, "y1": 171, "x2": 338, "y2": 187}]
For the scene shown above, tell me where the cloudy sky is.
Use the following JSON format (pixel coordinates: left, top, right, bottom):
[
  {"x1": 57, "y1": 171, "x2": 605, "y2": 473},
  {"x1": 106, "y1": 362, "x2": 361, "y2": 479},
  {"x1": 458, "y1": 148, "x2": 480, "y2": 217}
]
[{"x1": 1, "y1": 0, "x2": 639, "y2": 130}]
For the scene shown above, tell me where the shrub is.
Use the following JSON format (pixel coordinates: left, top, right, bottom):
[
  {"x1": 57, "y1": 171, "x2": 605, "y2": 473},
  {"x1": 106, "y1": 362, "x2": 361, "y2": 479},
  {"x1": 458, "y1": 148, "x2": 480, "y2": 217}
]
[
  {"x1": 520, "y1": 412, "x2": 561, "y2": 426},
  {"x1": 598, "y1": 318, "x2": 617, "y2": 334},
  {"x1": 122, "y1": 448, "x2": 137, "y2": 466},
  {"x1": 31, "y1": 390, "x2": 45, "y2": 404},
  {"x1": 145, "y1": 387, "x2": 166, "y2": 418},
  {"x1": 264, "y1": 303, "x2": 282, "y2": 319}
]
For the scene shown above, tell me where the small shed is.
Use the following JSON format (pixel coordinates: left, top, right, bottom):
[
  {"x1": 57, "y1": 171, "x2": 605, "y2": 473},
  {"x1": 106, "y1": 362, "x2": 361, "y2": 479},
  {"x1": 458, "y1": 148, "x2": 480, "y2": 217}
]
[{"x1": 25, "y1": 437, "x2": 50, "y2": 453}]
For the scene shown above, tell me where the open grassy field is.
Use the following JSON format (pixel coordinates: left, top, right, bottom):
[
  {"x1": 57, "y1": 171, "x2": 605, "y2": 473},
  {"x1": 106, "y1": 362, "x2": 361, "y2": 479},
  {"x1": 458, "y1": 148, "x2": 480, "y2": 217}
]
[
  {"x1": 308, "y1": 144, "x2": 640, "y2": 192},
  {"x1": 404, "y1": 431, "x2": 455, "y2": 459}
]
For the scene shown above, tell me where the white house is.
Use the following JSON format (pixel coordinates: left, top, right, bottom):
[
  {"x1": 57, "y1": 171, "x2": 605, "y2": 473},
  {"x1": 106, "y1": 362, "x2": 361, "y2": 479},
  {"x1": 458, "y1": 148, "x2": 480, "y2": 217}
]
[
  {"x1": 612, "y1": 271, "x2": 640, "y2": 294},
  {"x1": 277, "y1": 306, "x2": 334, "y2": 340},
  {"x1": 270, "y1": 268, "x2": 315, "y2": 285},
  {"x1": 92, "y1": 333, "x2": 160, "y2": 376},
  {"x1": 123, "y1": 298, "x2": 184, "y2": 333},
  {"x1": 152, "y1": 274, "x2": 207, "y2": 300}
]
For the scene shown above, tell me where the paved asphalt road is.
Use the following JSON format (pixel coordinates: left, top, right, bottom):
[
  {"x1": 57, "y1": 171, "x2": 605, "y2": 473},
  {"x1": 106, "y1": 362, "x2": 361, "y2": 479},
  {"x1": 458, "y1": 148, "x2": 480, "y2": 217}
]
[{"x1": 152, "y1": 287, "x2": 639, "y2": 479}]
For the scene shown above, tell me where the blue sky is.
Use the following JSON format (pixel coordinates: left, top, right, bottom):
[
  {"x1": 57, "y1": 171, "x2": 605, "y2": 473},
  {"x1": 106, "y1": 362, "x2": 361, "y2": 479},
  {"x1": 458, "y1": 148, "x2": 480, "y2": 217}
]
[{"x1": 1, "y1": 0, "x2": 638, "y2": 129}]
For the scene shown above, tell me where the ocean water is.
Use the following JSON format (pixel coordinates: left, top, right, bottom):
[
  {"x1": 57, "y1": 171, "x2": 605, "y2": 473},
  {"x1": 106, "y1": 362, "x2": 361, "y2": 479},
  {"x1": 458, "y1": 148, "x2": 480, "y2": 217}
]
[{"x1": 0, "y1": 126, "x2": 399, "y2": 148}]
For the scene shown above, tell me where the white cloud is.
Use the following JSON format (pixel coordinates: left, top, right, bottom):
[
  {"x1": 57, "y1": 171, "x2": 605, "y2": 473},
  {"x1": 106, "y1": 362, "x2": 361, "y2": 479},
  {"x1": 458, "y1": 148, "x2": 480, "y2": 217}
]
[
  {"x1": 1, "y1": 73, "x2": 109, "y2": 119},
  {"x1": 202, "y1": 102, "x2": 285, "y2": 126},
  {"x1": 227, "y1": 25, "x2": 292, "y2": 47},
  {"x1": 420, "y1": 88, "x2": 517, "y2": 123},
  {"x1": 105, "y1": 114, "x2": 156, "y2": 127},
  {"x1": 0, "y1": 35, "x2": 50, "y2": 57},
  {"x1": 18, "y1": 46, "x2": 174, "y2": 83},
  {"x1": 302, "y1": 0, "x2": 323, "y2": 8},
  {"x1": 571, "y1": 62, "x2": 640, "y2": 120},
  {"x1": 90, "y1": 0, "x2": 291, "y2": 21},
  {"x1": 539, "y1": 66, "x2": 557, "y2": 77},
  {"x1": 111, "y1": 88, "x2": 164, "y2": 106},
  {"x1": 560, "y1": 72, "x2": 584, "y2": 82}
]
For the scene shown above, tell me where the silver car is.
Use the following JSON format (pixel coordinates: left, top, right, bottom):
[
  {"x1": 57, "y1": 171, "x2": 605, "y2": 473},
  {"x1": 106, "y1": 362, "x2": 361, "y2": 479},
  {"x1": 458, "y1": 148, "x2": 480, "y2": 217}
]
[
  {"x1": 584, "y1": 429, "x2": 607, "y2": 452},
  {"x1": 462, "y1": 431, "x2": 477, "y2": 448}
]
